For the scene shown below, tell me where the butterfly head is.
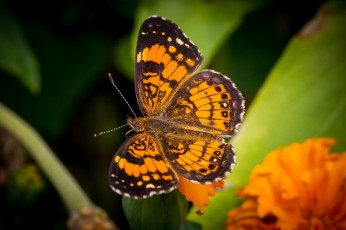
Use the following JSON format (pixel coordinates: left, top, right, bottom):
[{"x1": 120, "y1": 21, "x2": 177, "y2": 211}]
[{"x1": 127, "y1": 117, "x2": 145, "y2": 132}]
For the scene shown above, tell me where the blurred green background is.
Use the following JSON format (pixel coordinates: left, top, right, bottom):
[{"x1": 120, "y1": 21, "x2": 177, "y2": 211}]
[{"x1": 0, "y1": 0, "x2": 342, "y2": 229}]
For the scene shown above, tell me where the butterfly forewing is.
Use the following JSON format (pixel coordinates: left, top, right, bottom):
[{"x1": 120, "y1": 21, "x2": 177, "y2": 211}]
[{"x1": 135, "y1": 16, "x2": 203, "y2": 116}]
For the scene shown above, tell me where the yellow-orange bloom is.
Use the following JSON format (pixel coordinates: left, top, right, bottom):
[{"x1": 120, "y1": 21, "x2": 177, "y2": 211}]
[
  {"x1": 235, "y1": 138, "x2": 346, "y2": 230},
  {"x1": 226, "y1": 198, "x2": 278, "y2": 230},
  {"x1": 178, "y1": 175, "x2": 224, "y2": 215}
]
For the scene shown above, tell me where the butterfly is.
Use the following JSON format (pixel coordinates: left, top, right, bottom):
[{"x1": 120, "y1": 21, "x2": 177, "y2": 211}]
[{"x1": 108, "y1": 15, "x2": 245, "y2": 199}]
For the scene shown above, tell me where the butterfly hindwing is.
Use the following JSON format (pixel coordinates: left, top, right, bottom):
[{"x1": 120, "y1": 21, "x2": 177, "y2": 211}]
[
  {"x1": 135, "y1": 16, "x2": 203, "y2": 116},
  {"x1": 159, "y1": 136, "x2": 236, "y2": 184},
  {"x1": 109, "y1": 132, "x2": 178, "y2": 199}
]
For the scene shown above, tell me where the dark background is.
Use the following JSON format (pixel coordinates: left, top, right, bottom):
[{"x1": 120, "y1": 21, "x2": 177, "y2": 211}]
[{"x1": 0, "y1": 0, "x2": 325, "y2": 229}]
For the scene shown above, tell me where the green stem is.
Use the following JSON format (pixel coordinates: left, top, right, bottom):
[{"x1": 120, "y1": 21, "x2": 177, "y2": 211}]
[{"x1": 0, "y1": 102, "x2": 93, "y2": 213}]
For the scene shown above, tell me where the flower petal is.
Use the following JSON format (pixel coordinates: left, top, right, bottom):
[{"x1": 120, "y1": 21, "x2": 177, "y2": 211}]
[
  {"x1": 177, "y1": 175, "x2": 223, "y2": 215},
  {"x1": 226, "y1": 199, "x2": 278, "y2": 230},
  {"x1": 241, "y1": 138, "x2": 346, "y2": 230}
]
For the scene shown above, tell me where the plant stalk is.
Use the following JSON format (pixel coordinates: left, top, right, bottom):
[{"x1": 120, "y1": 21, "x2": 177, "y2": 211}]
[{"x1": 0, "y1": 102, "x2": 93, "y2": 213}]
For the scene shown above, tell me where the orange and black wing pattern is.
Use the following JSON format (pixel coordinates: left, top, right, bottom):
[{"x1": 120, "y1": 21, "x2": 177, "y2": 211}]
[
  {"x1": 160, "y1": 136, "x2": 236, "y2": 184},
  {"x1": 135, "y1": 16, "x2": 203, "y2": 116},
  {"x1": 108, "y1": 16, "x2": 245, "y2": 200},
  {"x1": 166, "y1": 70, "x2": 245, "y2": 137},
  {"x1": 108, "y1": 132, "x2": 178, "y2": 199}
]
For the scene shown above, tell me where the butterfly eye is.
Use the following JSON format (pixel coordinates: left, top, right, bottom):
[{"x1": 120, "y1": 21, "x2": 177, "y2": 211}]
[
  {"x1": 127, "y1": 117, "x2": 144, "y2": 132},
  {"x1": 134, "y1": 122, "x2": 144, "y2": 132}
]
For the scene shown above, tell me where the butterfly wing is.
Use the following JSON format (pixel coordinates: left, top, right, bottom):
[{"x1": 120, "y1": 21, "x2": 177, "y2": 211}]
[
  {"x1": 135, "y1": 16, "x2": 203, "y2": 116},
  {"x1": 159, "y1": 136, "x2": 236, "y2": 184},
  {"x1": 109, "y1": 132, "x2": 178, "y2": 199},
  {"x1": 160, "y1": 70, "x2": 244, "y2": 183},
  {"x1": 165, "y1": 70, "x2": 245, "y2": 137}
]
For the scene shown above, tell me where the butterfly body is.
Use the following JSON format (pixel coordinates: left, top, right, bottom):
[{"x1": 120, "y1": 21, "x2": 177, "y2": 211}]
[
  {"x1": 128, "y1": 115, "x2": 222, "y2": 142},
  {"x1": 109, "y1": 16, "x2": 245, "y2": 199}
]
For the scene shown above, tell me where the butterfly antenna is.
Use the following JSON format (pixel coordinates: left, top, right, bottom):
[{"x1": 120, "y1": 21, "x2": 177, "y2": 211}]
[
  {"x1": 93, "y1": 124, "x2": 129, "y2": 137},
  {"x1": 108, "y1": 73, "x2": 137, "y2": 118}
]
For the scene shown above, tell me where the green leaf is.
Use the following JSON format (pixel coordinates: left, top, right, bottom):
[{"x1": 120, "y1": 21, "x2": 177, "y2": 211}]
[
  {"x1": 0, "y1": 2, "x2": 40, "y2": 93},
  {"x1": 115, "y1": 0, "x2": 273, "y2": 80},
  {"x1": 123, "y1": 190, "x2": 189, "y2": 230},
  {"x1": 210, "y1": 11, "x2": 287, "y2": 98},
  {"x1": 188, "y1": 0, "x2": 346, "y2": 229},
  {"x1": 113, "y1": 34, "x2": 135, "y2": 78},
  {"x1": 179, "y1": 221, "x2": 201, "y2": 230}
]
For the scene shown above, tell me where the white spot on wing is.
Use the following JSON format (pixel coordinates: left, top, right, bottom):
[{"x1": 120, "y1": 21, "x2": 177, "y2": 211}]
[
  {"x1": 146, "y1": 184, "x2": 155, "y2": 189},
  {"x1": 176, "y1": 37, "x2": 184, "y2": 45}
]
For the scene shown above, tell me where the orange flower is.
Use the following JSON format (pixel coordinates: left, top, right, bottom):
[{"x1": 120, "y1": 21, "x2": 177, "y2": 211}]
[
  {"x1": 227, "y1": 138, "x2": 346, "y2": 230},
  {"x1": 177, "y1": 175, "x2": 224, "y2": 215},
  {"x1": 226, "y1": 199, "x2": 278, "y2": 230}
]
